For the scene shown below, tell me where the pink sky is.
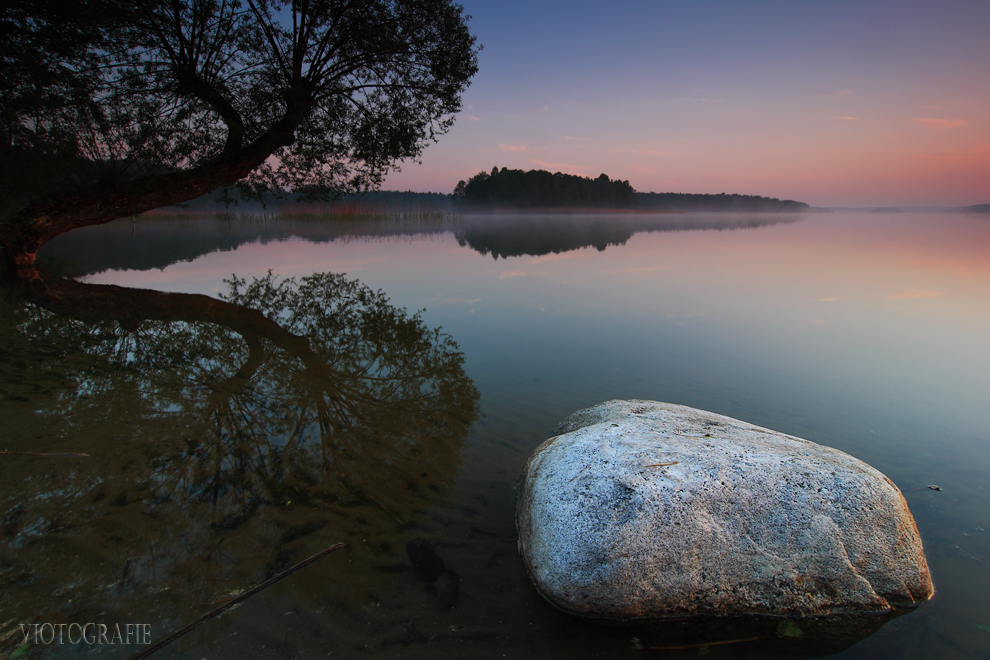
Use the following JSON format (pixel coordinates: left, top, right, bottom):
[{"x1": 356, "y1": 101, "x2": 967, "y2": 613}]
[{"x1": 383, "y1": 1, "x2": 990, "y2": 208}]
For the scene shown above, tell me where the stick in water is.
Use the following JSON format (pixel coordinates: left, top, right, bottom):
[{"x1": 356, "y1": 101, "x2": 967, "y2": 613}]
[
  {"x1": 126, "y1": 542, "x2": 346, "y2": 660},
  {"x1": 649, "y1": 635, "x2": 760, "y2": 651},
  {"x1": 0, "y1": 451, "x2": 90, "y2": 457}
]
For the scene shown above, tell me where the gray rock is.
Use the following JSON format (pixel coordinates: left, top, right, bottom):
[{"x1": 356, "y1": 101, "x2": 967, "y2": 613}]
[{"x1": 516, "y1": 400, "x2": 933, "y2": 624}]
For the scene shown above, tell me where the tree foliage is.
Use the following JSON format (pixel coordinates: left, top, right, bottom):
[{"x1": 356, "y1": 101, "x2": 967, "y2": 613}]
[
  {"x1": 453, "y1": 167, "x2": 637, "y2": 209},
  {"x1": 0, "y1": 0, "x2": 479, "y2": 262}
]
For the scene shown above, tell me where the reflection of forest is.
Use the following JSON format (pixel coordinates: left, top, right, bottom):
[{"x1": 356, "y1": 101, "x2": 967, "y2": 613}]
[
  {"x1": 0, "y1": 272, "x2": 479, "y2": 647},
  {"x1": 40, "y1": 212, "x2": 806, "y2": 277},
  {"x1": 455, "y1": 213, "x2": 805, "y2": 259},
  {"x1": 39, "y1": 214, "x2": 460, "y2": 277}
]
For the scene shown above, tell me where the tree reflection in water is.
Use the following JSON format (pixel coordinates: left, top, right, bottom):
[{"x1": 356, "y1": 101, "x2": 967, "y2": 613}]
[{"x1": 0, "y1": 272, "x2": 479, "y2": 644}]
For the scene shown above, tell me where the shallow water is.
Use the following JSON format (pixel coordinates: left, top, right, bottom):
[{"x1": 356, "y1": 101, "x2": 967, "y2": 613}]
[{"x1": 3, "y1": 210, "x2": 989, "y2": 658}]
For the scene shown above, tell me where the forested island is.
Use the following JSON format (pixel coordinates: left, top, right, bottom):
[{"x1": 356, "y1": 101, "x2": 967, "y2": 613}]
[
  {"x1": 453, "y1": 167, "x2": 809, "y2": 212},
  {"x1": 453, "y1": 167, "x2": 637, "y2": 208}
]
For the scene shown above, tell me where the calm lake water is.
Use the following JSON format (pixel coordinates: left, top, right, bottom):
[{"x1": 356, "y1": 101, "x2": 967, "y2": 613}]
[{"x1": 3, "y1": 210, "x2": 989, "y2": 659}]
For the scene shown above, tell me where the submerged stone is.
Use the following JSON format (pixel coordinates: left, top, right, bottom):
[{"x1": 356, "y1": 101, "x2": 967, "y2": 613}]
[
  {"x1": 516, "y1": 400, "x2": 933, "y2": 625},
  {"x1": 406, "y1": 538, "x2": 446, "y2": 583}
]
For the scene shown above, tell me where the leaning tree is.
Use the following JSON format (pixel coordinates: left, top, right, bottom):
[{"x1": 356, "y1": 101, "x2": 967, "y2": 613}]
[{"x1": 0, "y1": 0, "x2": 479, "y2": 279}]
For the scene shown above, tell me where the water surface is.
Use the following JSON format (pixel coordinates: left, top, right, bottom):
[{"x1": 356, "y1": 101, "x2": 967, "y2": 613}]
[{"x1": 4, "y1": 210, "x2": 989, "y2": 658}]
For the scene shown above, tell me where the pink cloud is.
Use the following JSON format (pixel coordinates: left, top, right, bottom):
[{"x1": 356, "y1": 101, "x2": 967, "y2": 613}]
[
  {"x1": 499, "y1": 143, "x2": 526, "y2": 152},
  {"x1": 915, "y1": 143, "x2": 990, "y2": 161},
  {"x1": 605, "y1": 148, "x2": 679, "y2": 156},
  {"x1": 836, "y1": 88, "x2": 853, "y2": 97},
  {"x1": 889, "y1": 289, "x2": 943, "y2": 300},
  {"x1": 913, "y1": 118, "x2": 970, "y2": 129},
  {"x1": 835, "y1": 116, "x2": 860, "y2": 121}
]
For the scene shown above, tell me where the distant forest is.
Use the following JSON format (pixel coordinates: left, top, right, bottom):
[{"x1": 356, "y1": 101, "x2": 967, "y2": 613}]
[
  {"x1": 637, "y1": 191, "x2": 809, "y2": 212},
  {"x1": 162, "y1": 168, "x2": 812, "y2": 213},
  {"x1": 962, "y1": 204, "x2": 990, "y2": 213},
  {"x1": 454, "y1": 167, "x2": 636, "y2": 208},
  {"x1": 156, "y1": 188, "x2": 454, "y2": 213},
  {"x1": 454, "y1": 167, "x2": 809, "y2": 212}
]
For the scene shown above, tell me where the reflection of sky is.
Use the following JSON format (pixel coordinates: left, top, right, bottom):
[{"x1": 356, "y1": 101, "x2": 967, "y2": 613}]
[
  {"x1": 78, "y1": 211, "x2": 990, "y2": 656},
  {"x1": 87, "y1": 212, "x2": 990, "y2": 447},
  {"x1": 381, "y1": 0, "x2": 990, "y2": 207}
]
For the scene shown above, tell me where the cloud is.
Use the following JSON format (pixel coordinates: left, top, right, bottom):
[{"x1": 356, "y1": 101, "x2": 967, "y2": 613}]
[
  {"x1": 915, "y1": 143, "x2": 990, "y2": 161},
  {"x1": 889, "y1": 289, "x2": 943, "y2": 300},
  {"x1": 913, "y1": 118, "x2": 970, "y2": 130},
  {"x1": 835, "y1": 116, "x2": 860, "y2": 121},
  {"x1": 499, "y1": 270, "x2": 526, "y2": 279},
  {"x1": 564, "y1": 136, "x2": 589, "y2": 141},
  {"x1": 819, "y1": 297, "x2": 837, "y2": 301},
  {"x1": 836, "y1": 88, "x2": 853, "y2": 97},
  {"x1": 605, "y1": 148, "x2": 679, "y2": 156},
  {"x1": 499, "y1": 143, "x2": 526, "y2": 152},
  {"x1": 464, "y1": 114, "x2": 480, "y2": 121}
]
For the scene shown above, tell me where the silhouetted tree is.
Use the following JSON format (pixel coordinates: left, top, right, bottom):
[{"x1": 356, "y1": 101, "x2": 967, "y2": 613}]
[{"x1": 0, "y1": 0, "x2": 479, "y2": 277}]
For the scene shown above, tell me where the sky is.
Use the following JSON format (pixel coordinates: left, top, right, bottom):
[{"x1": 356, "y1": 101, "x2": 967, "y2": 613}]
[{"x1": 381, "y1": 0, "x2": 990, "y2": 207}]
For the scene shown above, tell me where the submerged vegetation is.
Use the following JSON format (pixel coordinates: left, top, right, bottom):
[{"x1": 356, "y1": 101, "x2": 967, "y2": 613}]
[{"x1": 0, "y1": 270, "x2": 480, "y2": 644}]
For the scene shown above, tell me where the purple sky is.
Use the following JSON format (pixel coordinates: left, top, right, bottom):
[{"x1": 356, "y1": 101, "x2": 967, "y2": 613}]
[{"x1": 382, "y1": 0, "x2": 990, "y2": 207}]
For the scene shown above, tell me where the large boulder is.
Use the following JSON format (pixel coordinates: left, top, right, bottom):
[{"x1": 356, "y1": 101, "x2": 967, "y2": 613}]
[{"x1": 516, "y1": 400, "x2": 933, "y2": 625}]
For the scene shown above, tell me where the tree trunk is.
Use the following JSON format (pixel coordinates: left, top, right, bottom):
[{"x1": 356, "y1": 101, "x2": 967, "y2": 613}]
[
  {"x1": 5, "y1": 272, "x2": 339, "y2": 395},
  {"x1": 1, "y1": 114, "x2": 304, "y2": 282}
]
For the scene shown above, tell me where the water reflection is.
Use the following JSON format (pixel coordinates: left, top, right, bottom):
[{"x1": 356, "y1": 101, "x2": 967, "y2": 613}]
[
  {"x1": 454, "y1": 212, "x2": 805, "y2": 258},
  {"x1": 39, "y1": 212, "x2": 805, "y2": 277},
  {"x1": 39, "y1": 214, "x2": 459, "y2": 278},
  {"x1": 0, "y1": 272, "x2": 479, "y2": 650},
  {"x1": 13, "y1": 211, "x2": 990, "y2": 658}
]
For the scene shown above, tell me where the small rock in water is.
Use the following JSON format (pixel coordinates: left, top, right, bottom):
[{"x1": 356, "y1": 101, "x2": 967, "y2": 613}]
[
  {"x1": 927, "y1": 485, "x2": 942, "y2": 491},
  {"x1": 406, "y1": 538, "x2": 445, "y2": 583},
  {"x1": 436, "y1": 569, "x2": 461, "y2": 609},
  {"x1": 516, "y1": 400, "x2": 934, "y2": 624},
  {"x1": 777, "y1": 620, "x2": 803, "y2": 638}
]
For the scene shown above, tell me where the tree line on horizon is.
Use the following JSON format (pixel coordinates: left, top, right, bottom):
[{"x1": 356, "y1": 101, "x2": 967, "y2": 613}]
[
  {"x1": 453, "y1": 167, "x2": 637, "y2": 209},
  {"x1": 637, "y1": 191, "x2": 809, "y2": 212},
  {"x1": 452, "y1": 167, "x2": 809, "y2": 212},
  {"x1": 155, "y1": 172, "x2": 812, "y2": 214}
]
